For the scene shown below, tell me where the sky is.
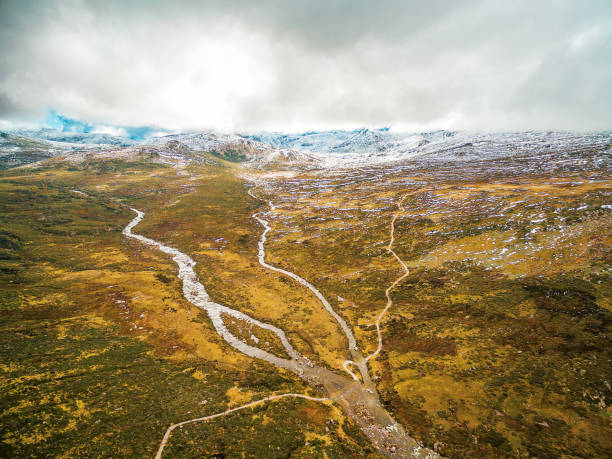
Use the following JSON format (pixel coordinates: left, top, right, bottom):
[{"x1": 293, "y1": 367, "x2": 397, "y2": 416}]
[{"x1": 0, "y1": 0, "x2": 611, "y2": 132}]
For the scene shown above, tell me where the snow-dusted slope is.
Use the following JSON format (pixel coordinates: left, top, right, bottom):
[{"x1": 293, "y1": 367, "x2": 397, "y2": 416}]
[
  {"x1": 244, "y1": 129, "x2": 612, "y2": 167},
  {"x1": 150, "y1": 131, "x2": 320, "y2": 166},
  {"x1": 244, "y1": 128, "x2": 415, "y2": 154},
  {"x1": 393, "y1": 131, "x2": 612, "y2": 168},
  {"x1": 243, "y1": 128, "x2": 452, "y2": 165},
  {"x1": 10, "y1": 128, "x2": 141, "y2": 147},
  {"x1": 3, "y1": 125, "x2": 610, "y2": 170}
]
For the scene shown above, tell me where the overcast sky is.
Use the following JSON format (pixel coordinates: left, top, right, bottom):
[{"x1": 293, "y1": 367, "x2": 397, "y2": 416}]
[{"x1": 1, "y1": 0, "x2": 611, "y2": 132}]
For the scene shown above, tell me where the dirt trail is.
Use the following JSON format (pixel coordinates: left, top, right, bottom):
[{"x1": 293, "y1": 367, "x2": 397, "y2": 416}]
[
  {"x1": 366, "y1": 194, "x2": 409, "y2": 362},
  {"x1": 155, "y1": 392, "x2": 331, "y2": 459}
]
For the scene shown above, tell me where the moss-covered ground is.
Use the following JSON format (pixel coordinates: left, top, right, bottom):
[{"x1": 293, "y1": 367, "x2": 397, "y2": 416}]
[
  {"x1": 0, "y1": 155, "x2": 373, "y2": 457},
  {"x1": 2, "y1": 149, "x2": 610, "y2": 457},
  {"x1": 257, "y1": 156, "x2": 611, "y2": 457}
]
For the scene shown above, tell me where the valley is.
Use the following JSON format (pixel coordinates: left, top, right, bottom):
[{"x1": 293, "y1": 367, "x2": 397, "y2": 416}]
[{"x1": 0, "y1": 129, "x2": 610, "y2": 457}]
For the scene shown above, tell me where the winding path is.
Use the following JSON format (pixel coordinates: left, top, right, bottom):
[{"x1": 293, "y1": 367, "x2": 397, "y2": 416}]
[
  {"x1": 155, "y1": 381, "x2": 364, "y2": 459},
  {"x1": 365, "y1": 194, "x2": 409, "y2": 362},
  {"x1": 155, "y1": 392, "x2": 331, "y2": 459}
]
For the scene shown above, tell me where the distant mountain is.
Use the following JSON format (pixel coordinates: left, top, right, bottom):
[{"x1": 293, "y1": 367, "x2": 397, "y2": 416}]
[
  {"x1": 242, "y1": 128, "x2": 445, "y2": 165},
  {"x1": 150, "y1": 131, "x2": 320, "y2": 166},
  {"x1": 243, "y1": 129, "x2": 612, "y2": 167},
  {"x1": 242, "y1": 128, "x2": 419, "y2": 153},
  {"x1": 9, "y1": 128, "x2": 140, "y2": 147},
  {"x1": 0, "y1": 132, "x2": 57, "y2": 169},
  {"x1": 2, "y1": 121, "x2": 610, "y2": 170}
]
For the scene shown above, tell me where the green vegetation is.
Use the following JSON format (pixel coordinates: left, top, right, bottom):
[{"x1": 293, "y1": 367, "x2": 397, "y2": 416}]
[
  {"x1": 1, "y1": 148, "x2": 610, "y2": 457},
  {"x1": 0, "y1": 157, "x2": 371, "y2": 457},
  {"x1": 262, "y1": 163, "x2": 612, "y2": 457}
]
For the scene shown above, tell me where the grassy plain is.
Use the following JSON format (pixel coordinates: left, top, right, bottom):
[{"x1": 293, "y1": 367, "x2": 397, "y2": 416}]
[
  {"x1": 1, "y1": 147, "x2": 610, "y2": 457},
  {"x1": 0, "y1": 154, "x2": 372, "y2": 457},
  {"x1": 259, "y1": 157, "x2": 611, "y2": 457}
]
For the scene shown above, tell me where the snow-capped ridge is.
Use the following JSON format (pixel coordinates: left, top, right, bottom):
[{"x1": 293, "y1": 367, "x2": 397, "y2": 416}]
[
  {"x1": 243, "y1": 129, "x2": 611, "y2": 167},
  {"x1": 150, "y1": 131, "x2": 320, "y2": 166}
]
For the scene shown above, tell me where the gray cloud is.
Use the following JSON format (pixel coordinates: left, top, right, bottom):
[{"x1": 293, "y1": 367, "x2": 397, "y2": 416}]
[{"x1": 0, "y1": 0, "x2": 611, "y2": 131}]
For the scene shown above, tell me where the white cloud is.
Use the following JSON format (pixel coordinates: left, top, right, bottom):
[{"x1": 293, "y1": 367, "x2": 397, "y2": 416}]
[
  {"x1": 0, "y1": 119, "x2": 15, "y2": 130},
  {"x1": 91, "y1": 125, "x2": 128, "y2": 137},
  {"x1": 0, "y1": 0, "x2": 610, "y2": 131}
]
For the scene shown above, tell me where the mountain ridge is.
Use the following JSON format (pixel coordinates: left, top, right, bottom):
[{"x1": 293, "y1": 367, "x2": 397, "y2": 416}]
[{"x1": 1, "y1": 126, "x2": 610, "y2": 170}]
